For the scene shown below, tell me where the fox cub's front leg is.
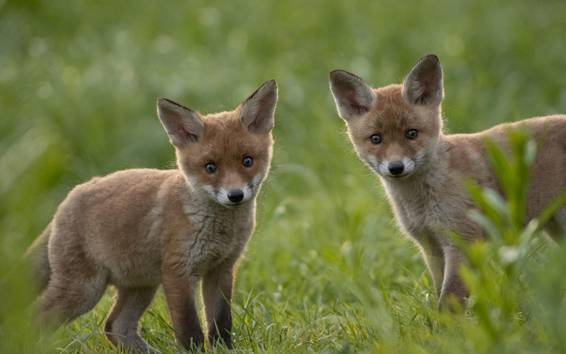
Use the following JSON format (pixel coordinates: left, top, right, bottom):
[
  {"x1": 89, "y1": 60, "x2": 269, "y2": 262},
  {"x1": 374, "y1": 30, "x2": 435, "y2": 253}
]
[
  {"x1": 202, "y1": 260, "x2": 235, "y2": 348},
  {"x1": 420, "y1": 235, "x2": 469, "y2": 309},
  {"x1": 438, "y1": 244, "x2": 468, "y2": 309},
  {"x1": 162, "y1": 263, "x2": 204, "y2": 350},
  {"x1": 420, "y1": 237, "x2": 444, "y2": 297},
  {"x1": 162, "y1": 260, "x2": 236, "y2": 350}
]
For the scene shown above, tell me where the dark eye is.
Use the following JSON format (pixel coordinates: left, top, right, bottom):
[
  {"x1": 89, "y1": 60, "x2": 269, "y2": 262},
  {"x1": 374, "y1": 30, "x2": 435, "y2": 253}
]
[
  {"x1": 405, "y1": 129, "x2": 418, "y2": 140},
  {"x1": 370, "y1": 134, "x2": 382, "y2": 145},
  {"x1": 242, "y1": 156, "x2": 254, "y2": 167},
  {"x1": 204, "y1": 163, "x2": 217, "y2": 174}
]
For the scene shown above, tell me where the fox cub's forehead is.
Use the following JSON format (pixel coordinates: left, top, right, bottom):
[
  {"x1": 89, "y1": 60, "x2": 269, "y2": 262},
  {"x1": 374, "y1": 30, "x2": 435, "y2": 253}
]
[
  {"x1": 354, "y1": 86, "x2": 412, "y2": 129},
  {"x1": 374, "y1": 85, "x2": 411, "y2": 116},
  {"x1": 202, "y1": 112, "x2": 242, "y2": 136},
  {"x1": 199, "y1": 112, "x2": 271, "y2": 152}
]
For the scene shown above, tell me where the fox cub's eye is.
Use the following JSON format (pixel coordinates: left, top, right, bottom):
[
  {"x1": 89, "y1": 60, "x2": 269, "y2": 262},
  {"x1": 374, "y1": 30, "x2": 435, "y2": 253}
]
[
  {"x1": 204, "y1": 163, "x2": 217, "y2": 174},
  {"x1": 370, "y1": 134, "x2": 382, "y2": 145},
  {"x1": 405, "y1": 129, "x2": 418, "y2": 140},
  {"x1": 242, "y1": 156, "x2": 254, "y2": 168}
]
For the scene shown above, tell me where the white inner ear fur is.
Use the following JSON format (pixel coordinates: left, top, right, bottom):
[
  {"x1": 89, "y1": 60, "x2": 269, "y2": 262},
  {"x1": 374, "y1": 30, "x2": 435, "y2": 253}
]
[
  {"x1": 240, "y1": 80, "x2": 277, "y2": 133},
  {"x1": 157, "y1": 98, "x2": 204, "y2": 146},
  {"x1": 401, "y1": 55, "x2": 444, "y2": 106},
  {"x1": 329, "y1": 71, "x2": 376, "y2": 121}
]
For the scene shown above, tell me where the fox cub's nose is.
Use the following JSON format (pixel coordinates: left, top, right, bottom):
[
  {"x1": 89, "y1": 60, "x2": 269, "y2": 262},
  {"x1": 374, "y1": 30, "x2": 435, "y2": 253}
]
[
  {"x1": 388, "y1": 161, "x2": 405, "y2": 176},
  {"x1": 227, "y1": 189, "x2": 244, "y2": 203}
]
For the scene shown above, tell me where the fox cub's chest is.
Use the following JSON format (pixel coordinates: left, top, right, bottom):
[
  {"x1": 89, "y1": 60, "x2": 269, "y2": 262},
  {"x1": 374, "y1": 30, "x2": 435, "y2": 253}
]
[
  {"x1": 400, "y1": 197, "x2": 461, "y2": 236},
  {"x1": 184, "y1": 210, "x2": 252, "y2": 276},
  {"x1": 387, "y1": 180, "x2": 475, "y2": 238}
]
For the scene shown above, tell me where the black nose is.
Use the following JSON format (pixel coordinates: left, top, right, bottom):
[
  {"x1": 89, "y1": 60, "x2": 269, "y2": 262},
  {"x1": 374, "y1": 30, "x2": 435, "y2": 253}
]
[
  {"x1": 227, "y1": 189, "x2": 244, "y2": 203},
  {"x1": 388, "y1": 161, "x2": 405, "y2": 176}
]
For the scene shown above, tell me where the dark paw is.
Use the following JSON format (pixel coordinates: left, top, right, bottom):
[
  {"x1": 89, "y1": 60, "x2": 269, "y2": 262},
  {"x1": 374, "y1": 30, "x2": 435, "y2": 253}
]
[
  {"x1": 438, "y1": 292, "x2": 468, "y2": 312},
  {"x1": 209, "y1": 332, "x2": 233, "y2": 350},
  {"x1": 179, "y1": 331, "x2": 205, "y2": 352}
]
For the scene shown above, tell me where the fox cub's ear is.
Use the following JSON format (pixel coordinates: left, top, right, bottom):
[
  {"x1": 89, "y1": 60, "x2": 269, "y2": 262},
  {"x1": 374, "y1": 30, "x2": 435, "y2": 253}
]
[
  {"x1": 157, "y1": 98, "x2": 204, "y2": 147},
  {"x1": 329, "y1": 70, "x2": 376, "y2": 121},
  {"x1": 402, "y1": 54, "x2": 444, "y2": 106},
  {"x1": 240, "y1": 80, "x2": 278, "y2": 134}
]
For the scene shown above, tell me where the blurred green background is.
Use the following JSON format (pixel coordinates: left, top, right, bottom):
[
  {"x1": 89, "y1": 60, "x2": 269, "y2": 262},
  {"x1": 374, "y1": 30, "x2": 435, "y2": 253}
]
[{"x1": 1, "y1": 0, "x2": 566, "y2": 353}]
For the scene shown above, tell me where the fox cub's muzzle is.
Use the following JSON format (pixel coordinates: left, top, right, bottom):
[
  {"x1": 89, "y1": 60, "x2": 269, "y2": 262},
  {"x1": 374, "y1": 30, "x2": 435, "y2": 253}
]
[
  {"x1": 388, "y1": 161, "x2": 405, "y2": 176},
  {"x1": 227, "y1": 189, "x2": 244, "y2": 203}
]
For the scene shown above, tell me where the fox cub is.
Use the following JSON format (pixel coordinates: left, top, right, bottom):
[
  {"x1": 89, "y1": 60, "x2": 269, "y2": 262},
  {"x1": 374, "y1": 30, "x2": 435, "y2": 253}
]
[
  {"x1": 26, "y1": 80, "x2": 278, "y2": 351},
  {"x1": 330, "y1": 55, "x2": 566, "y2": 307}
]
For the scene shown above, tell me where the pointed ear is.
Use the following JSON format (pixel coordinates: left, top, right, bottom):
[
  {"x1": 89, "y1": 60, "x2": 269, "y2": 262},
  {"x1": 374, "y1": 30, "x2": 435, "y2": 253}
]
[
  {"x1": 329, "y1": 70, "x2": 376, "y2": 121},
  {"x1": 240, "y1": 80, "x2": 278, "y2": 134},
  {"x1": 157, "y1": 98, "x2": 204, "y2": 147},
  {"x1": 402, "y1": 54, "x2": 444, "y2": 106}
]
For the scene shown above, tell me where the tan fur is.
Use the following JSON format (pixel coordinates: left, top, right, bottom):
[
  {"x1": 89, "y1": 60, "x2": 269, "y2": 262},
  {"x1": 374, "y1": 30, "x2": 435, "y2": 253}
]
[
  {"x1": 28, "y1": 80, "x2": 277, "y2": 352},
  {"x1": 330, "y1": 56, "x2": 566, "y2": 308}
]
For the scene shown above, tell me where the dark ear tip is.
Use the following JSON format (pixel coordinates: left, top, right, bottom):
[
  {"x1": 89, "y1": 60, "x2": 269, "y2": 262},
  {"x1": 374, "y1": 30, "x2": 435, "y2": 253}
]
[
  {"x1": 156, "y1": 97, "x2": 195, "y2": 113},
  {"x1": 329, "y1": 69, "x2": 347, "y2": 79},
  {"x1": 262, "y1": 79, "x2": 277, "y2": 90},
  {"x1": 157, "y1": 97, "x2": 173, "y2": 107},
  {"x1": 156, "y1": 98, "x2": 169, "y2": 111},
  {"x1": 421, "y1": 54, "x2": 440, "y2": 64},
  {"x1": 329, "y1": 69, "x2": 362, "y2": 84}
]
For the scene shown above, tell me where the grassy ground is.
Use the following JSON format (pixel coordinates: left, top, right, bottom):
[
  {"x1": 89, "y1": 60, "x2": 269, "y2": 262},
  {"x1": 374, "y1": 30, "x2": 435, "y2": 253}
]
[{"x1": 1, "y1": 0, "x2": 566, "y2": 353}]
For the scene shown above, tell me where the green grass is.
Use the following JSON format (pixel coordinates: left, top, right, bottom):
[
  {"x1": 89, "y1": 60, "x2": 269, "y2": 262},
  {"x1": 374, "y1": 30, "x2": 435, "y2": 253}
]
[{"x1": 1, "y1": 0, "x2": 566, "y2": 352}]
